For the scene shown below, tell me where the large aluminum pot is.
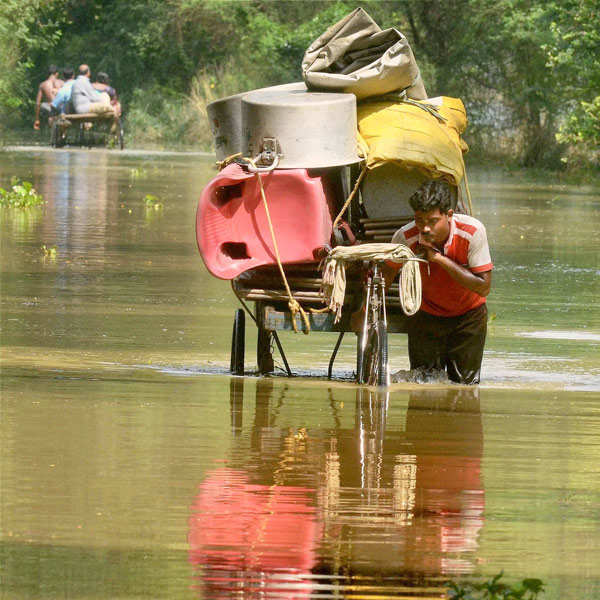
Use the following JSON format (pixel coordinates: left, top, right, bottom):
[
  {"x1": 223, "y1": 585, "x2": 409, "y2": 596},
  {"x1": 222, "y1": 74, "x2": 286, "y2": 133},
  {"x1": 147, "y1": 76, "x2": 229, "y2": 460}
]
[
  {"x1": 241, "y1": 88, "x2": 362, "y2": 169},
  {"x1": 207, "y1": 82, "x2": 307, "y2": 161}
]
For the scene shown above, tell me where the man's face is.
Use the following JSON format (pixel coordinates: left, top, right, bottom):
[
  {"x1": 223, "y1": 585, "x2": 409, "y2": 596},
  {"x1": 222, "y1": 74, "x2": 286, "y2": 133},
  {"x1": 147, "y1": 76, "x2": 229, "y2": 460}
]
[{"x1": 414, "y1": 207, "x2": 453, "y2": 246}]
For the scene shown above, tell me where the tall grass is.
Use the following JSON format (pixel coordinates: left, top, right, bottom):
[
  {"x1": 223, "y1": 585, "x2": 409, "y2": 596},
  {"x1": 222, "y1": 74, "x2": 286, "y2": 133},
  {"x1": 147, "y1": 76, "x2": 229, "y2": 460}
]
[{"x1": 125, "y1": 62, "x2": 254, "y2": 150}]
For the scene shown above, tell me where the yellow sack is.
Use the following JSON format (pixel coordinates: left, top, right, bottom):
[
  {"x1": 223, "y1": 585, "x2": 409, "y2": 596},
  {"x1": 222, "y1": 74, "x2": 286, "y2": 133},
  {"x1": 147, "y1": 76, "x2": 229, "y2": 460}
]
[{"x1": 357, "y1": 96, "x2": 468, "y2": 185}]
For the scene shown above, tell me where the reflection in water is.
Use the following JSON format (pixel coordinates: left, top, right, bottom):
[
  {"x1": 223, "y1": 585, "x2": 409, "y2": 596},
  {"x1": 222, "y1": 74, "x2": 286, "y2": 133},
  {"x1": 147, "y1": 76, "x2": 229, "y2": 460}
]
[
  {"x1": 3, "y1": 152, "x2": 599, "y2": 598},
  {"x1": 189, "y1": 383, "x2": 484, "y2": 597}
]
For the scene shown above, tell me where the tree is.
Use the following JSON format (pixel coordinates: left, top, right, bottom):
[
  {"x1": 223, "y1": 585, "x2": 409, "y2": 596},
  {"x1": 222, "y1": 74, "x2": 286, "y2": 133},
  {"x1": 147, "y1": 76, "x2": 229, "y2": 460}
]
[
  {"x1": 0, "y1": 0, "x2": 66, "y2": 127},
  {"x1": 544, "y1": 0, "x2": 600, "y2": 154}
]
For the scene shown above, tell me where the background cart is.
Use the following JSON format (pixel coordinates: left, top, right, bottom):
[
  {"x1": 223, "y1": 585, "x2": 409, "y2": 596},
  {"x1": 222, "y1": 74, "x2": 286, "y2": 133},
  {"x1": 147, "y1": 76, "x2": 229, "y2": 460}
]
[{"x1": 50, "y1": 112, "x2": 124, "y2": 149}]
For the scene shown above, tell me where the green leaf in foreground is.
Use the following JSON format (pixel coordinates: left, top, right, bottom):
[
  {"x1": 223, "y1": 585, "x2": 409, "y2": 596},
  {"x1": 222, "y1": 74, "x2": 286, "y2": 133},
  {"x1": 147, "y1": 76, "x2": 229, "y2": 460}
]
[
  {"x1": 447, "y1": 572, "x2": 545, "y2": 599},
  {"x1": 0, "y1": 177, "x2": 44, "y2": 208}
]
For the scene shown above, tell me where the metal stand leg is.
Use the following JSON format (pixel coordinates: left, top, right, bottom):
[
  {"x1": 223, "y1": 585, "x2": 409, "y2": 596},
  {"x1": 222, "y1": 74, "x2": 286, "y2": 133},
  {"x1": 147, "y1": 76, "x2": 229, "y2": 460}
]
[
  {"x1": 328, "y1": 332, "x2": 345, "y2": 379},
  {"x1": 272, "y1": 332, "x2": 292, "y2": 377}
]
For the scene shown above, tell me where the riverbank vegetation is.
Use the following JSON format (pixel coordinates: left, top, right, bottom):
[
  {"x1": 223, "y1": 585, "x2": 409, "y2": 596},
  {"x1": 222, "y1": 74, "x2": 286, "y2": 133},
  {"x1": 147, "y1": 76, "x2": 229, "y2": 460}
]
[{"x1": 1, "y1": 0, "x2": 598, "y2": 170}]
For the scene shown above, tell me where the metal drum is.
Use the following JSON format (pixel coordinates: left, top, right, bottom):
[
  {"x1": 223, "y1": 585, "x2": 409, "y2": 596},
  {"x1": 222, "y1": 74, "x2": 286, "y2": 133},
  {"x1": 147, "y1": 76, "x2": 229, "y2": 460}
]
[
  {"x1": 207, "y1": 92, "x2": 245, "y2": 161},
  {"x1": 207, "y1": 82, "x2": 307, "y2": 161},
  {"x1": 241, "y1": 88, "x2": 361, "y2": 169}
]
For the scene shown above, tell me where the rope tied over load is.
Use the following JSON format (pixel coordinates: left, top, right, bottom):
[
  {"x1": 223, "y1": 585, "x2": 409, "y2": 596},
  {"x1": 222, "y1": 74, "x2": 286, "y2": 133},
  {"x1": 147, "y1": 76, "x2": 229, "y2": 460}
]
[
  {"x1": 249, "y1": 158, "x2": 312, "y2": 334},
  {"x1": 320, "y1": 243, "x2": 424, "y2": 323}
]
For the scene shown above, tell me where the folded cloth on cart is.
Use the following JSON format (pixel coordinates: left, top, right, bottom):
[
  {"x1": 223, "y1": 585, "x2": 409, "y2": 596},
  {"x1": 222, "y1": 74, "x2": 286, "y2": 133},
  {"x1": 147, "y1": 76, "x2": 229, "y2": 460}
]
[
  {"x1": 357, "y1": 96, "x2": 468, "y2": 185},
  {"x1": 321, "y1": 243, "x2": 423, "y2": 323},
  {"x1": 302, "y1": 7, "x2": 427, "y2": 100}
]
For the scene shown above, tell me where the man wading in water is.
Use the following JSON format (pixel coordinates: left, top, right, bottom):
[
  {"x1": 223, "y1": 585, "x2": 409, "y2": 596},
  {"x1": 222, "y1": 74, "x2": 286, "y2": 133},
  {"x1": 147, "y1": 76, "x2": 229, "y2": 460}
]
[{"x1": 387, "y1": 180, "x2": 493, "y2": 384}]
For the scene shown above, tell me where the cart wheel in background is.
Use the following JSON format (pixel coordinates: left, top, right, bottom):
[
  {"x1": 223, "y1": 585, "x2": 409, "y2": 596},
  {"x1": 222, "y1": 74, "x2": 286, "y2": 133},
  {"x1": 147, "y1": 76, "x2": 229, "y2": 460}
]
[
  {"x1": 362, "y1": 320, "x2": 389, "y2": 386},
  {"x1": 50, "y1": 121, "x2": 58, "y2": 147},
  {"x1": 230, "y1": 309, "x2": 245, "y2": 375},
  {"x1": 113, "y1": 117, "x2": 124, "y2": 149},
  {"x1": 257, "y1": 327, "x2": 274, "y2": 375}
]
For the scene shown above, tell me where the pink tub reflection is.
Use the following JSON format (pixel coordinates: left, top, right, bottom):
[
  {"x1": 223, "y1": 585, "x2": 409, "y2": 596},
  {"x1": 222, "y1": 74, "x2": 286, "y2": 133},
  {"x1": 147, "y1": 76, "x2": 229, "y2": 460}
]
[{"x1": 188, "y1": 468, "x2": 320, "y2": 598}]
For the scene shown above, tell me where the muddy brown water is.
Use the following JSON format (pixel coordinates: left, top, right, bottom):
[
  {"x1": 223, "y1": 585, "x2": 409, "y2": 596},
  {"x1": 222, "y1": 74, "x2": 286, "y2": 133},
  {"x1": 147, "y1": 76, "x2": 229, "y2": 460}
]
[{"x1": 1, "y1": 148, "x2": 599, "y2": 599}]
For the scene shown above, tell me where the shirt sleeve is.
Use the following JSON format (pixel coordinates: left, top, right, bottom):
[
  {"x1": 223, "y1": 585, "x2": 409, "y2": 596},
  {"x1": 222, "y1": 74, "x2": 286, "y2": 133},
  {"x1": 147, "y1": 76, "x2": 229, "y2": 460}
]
[
  {"x1": 391, "y1": 228, "x2": 407, "y2": 244},
  {"x1": 468, "y1": 224, "x2": 493, "y2": 273}
]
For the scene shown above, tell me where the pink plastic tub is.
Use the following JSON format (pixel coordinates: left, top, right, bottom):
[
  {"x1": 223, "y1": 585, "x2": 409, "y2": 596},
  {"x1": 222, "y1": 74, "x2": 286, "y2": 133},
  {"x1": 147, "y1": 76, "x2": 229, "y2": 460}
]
[{"x1": 196, "y1": 164, "x2": 333, "y2": 280}]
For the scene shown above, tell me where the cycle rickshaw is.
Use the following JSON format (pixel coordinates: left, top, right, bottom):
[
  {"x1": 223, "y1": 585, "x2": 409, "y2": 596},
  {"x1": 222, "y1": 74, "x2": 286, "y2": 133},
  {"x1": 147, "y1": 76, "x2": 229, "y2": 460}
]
[{"x1": 197, "y1": 87, "x2": 468, "y2": 386}]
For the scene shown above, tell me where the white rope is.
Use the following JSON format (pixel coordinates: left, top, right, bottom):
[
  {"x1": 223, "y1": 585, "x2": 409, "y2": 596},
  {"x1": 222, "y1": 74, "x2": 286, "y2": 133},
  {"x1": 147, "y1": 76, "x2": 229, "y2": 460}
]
[{"x1": 321, "y1": 243, "x2": 423, "y2": 322}]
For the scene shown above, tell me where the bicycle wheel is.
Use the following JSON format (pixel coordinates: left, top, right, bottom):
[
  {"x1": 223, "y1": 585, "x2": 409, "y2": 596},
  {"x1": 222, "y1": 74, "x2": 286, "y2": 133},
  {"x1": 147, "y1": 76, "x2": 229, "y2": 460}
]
[{"x1": 362, "y1": 320, "x2": 389, "y2": 386}]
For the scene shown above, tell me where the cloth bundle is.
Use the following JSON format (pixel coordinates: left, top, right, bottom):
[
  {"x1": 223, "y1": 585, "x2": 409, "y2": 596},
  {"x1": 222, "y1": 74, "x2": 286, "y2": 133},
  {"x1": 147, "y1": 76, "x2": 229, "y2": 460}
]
[{"x1": 302, "y1": 7, "x2": 427, "y2": 100}]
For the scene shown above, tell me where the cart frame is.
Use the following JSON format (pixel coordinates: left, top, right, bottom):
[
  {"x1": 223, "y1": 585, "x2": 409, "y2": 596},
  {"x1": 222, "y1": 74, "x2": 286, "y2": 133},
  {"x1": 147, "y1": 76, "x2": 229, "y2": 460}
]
[{"x1": 50, "y1": 112, "x2": 124, "y2": 149}]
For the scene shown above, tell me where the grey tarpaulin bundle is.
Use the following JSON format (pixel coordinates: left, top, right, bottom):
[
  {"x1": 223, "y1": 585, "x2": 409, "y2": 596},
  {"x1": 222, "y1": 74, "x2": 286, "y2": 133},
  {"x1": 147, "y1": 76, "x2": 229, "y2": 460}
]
[{"x1": 301, "y1": 7, "x2": 427, "y2": 101}]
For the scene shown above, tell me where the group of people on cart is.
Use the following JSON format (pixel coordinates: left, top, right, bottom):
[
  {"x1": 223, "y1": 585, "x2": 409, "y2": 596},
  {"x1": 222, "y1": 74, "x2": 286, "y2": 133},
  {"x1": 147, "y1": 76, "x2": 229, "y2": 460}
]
[{"x1": 34, "y1": 63, "x2": 121, "y2": 131}]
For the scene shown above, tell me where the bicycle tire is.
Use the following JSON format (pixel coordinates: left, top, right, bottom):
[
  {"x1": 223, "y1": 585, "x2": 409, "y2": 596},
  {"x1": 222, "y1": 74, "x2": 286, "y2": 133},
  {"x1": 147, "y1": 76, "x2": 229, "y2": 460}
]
[{"x1": 363, "y1": 320, "x2": 389, "y2": 386}]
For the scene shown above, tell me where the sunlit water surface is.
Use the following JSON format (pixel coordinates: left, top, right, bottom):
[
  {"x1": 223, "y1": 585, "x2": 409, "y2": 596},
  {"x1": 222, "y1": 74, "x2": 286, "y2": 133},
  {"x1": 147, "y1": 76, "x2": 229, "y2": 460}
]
[{"x1": 1, "y1": 148, "x2": 599, "y2": 599}]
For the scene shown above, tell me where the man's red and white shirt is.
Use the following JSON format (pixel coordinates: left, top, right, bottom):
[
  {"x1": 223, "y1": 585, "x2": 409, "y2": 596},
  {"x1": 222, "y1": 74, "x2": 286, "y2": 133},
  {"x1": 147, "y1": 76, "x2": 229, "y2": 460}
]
[{"x1": 392, "y1": 214, "x2": 493, "y2": 317}]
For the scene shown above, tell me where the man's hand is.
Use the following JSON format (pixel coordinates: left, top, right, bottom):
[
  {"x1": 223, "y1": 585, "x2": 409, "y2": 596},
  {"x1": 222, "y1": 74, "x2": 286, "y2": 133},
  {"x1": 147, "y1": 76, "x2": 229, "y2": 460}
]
[
  {"x1": 417, "y1": 234, "x2": 441, "y2": 262},
  {"x1": 33, "y1": 120, "x2": 40, "y2": 130}
]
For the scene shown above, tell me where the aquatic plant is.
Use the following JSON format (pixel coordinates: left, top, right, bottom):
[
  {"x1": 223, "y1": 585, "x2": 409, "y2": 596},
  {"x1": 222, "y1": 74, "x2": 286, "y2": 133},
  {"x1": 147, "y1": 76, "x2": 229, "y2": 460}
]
[
  {"x1": 448, "y1": 571, "x2": 544, "y2": 599},
  {"x1": 130, "y1": 167, "x2": 148, "y2": 180},
  {"x1": 0, "y1": 177, "x2": 44, "y2": 208},
  {"x1": 143, "y1": 194, "x2": 163, "y2": 210},
  {"x1": 41, "y1": 245, "x2": 57, "y2": 260}
]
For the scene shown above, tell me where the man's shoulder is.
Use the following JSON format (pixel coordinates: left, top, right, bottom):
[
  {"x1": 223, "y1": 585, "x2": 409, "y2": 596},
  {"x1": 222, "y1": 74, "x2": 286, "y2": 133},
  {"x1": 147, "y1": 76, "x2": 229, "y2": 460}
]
[
  {"x1": 453, "y1": 213, "x2": 487, "y2": 238},
  {"x1": 453, "y1": 213, "x2": 486, "y2": 228},
  {"x1": 392, "y1": 220, "x2": 419, "y2": 244}
]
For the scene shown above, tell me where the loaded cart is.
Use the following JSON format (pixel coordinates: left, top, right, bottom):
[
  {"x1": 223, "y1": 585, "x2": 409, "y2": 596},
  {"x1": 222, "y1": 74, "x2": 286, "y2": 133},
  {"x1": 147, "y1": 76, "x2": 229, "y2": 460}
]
[{"x1": 195, "y1": 9, "x2": 471, "y2": 386}]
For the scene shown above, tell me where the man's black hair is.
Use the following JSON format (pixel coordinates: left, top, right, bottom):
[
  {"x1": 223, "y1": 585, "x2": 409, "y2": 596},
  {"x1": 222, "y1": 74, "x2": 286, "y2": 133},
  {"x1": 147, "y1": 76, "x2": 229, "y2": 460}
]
[
  {"x1": 78, "y1": 64, "x2": 90, "y2": 76},
  {"x1": 409, "y1": 180, "x2": 457, "y2": 213},
  {"x1": 96, "y1": 72, "x2": 110, "y2": 84},
  {"x1": 48, "y1": 64, "x2": 58, "y2": 76},
  {"x1": 63, "y1": 67, "x2": 74, "y2": 80}
]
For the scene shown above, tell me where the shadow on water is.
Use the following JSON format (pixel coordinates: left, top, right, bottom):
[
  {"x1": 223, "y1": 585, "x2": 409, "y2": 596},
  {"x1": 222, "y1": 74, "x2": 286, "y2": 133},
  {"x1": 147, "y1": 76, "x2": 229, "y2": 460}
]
[{"x1": 189, "y1": 381, "x2": 486, "y2": 598}]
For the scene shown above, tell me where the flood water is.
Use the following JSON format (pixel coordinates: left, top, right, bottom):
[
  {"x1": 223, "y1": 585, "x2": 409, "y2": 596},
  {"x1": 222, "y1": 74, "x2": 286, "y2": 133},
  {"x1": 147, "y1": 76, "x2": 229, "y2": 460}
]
[{"x1": 1, "y1": 148, "x2": 599, "y2": 599}]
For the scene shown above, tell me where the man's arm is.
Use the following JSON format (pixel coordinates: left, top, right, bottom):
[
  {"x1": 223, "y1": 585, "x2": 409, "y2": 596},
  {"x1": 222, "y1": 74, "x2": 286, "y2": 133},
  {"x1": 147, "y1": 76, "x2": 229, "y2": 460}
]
[
  {"x1": 420, "y1": 239, "x2": 491, "y2": 297},
  {"x1": 431, "y1": 253, "x2": 491, "y2": 296}
]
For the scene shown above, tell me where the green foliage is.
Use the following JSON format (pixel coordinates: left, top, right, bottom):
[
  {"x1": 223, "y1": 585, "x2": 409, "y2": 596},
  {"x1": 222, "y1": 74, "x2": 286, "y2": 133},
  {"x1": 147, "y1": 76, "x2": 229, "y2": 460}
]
[
  {"x1": 0, "y1": 0, "x2": 67, "y2": 126},
  {"x1": 2, "y1": 0, "x2": 599, "y2": 167},
  {"x1": 543, "y1": 0, "x2": 600, "y2": 155},
  {"x1": 0, "y1": 177, "x2": 44, "y2": 208},
  {"x1": 448, "y1": 571, "x2": 545, "y2": 599}
]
